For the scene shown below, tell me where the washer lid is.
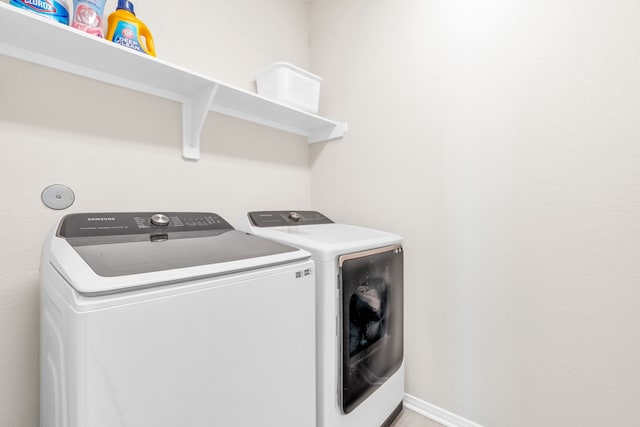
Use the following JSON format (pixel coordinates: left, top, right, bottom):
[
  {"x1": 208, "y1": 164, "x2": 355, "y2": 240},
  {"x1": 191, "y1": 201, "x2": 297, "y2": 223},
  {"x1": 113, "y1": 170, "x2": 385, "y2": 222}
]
[{"x1": 49, "y1": 212, "x2": 310, "y2": 295}]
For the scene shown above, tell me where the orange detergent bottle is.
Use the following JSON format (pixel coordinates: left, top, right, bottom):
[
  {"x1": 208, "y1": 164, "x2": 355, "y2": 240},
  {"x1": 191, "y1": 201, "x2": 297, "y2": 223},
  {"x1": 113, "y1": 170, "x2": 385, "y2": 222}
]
[{"x1": 106, "y1": 0, "x2": 155, "y2": 56}]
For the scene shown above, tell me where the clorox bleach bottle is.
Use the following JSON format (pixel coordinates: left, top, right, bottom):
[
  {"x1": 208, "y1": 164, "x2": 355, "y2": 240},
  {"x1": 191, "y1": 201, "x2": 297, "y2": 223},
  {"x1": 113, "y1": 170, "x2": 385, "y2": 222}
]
[
  {"x1": 10, "y1": 0, "x2": 70, "y2": 25},
  {"x1": 106, "y1": 0, "x2": 156, "y2": 56}
]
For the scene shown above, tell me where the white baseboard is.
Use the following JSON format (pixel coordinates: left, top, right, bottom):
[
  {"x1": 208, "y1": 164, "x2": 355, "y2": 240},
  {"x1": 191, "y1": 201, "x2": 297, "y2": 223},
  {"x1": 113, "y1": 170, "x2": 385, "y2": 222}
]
[{"x1": 403, "y1": 394, "x2": 484, "y2": 427}]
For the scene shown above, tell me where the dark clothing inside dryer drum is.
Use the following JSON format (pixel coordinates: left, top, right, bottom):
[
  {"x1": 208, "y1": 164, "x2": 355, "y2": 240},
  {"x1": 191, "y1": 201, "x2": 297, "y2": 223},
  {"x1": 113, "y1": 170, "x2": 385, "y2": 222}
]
[
  {"x1": 340, "y1": 247, "x2": 403, "y2": 414},
  {"x1": 349, "y1": 277, "x2": 388, "y2": 357}
]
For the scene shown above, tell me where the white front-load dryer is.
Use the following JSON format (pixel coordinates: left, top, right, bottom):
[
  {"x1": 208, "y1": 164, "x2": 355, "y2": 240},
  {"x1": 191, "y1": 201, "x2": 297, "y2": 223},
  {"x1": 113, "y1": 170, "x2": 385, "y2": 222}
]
[
  {"x1": 40, "y1": 212, "x2": 316, "y2": 427},
  {"x1": 237, "y1": 211, "x2": 404, "y2": 427}
]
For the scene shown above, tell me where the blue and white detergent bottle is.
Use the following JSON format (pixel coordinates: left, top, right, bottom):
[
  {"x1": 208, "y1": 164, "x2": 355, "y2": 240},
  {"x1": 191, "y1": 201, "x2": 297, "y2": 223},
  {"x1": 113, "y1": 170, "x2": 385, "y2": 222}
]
[{"x1": 10, "y1": 0, "x2": 70, "y2": 25}]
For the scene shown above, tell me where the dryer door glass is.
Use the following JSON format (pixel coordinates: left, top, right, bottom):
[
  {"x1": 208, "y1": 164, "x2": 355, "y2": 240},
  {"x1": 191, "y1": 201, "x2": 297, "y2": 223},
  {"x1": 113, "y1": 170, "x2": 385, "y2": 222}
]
[{"x1": 339, "y1": 245, "x2": 403, "y2": 414}]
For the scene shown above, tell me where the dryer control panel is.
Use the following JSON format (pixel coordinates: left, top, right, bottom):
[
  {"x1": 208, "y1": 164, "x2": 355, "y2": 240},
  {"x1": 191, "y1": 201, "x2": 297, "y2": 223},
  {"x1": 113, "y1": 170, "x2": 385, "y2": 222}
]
[
  {"x1": 248, "y1": 211, "x2": 334, "y2": 227},
  {"x1": 58, "y1": 212, "x2": 232, "y2": 238}
]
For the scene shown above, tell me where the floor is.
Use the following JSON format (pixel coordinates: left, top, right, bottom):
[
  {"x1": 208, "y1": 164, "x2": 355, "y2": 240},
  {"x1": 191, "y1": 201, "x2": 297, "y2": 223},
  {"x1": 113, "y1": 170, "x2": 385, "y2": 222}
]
[{"x1": 390, "y1": 409, "x2": 443, "y2": 427}]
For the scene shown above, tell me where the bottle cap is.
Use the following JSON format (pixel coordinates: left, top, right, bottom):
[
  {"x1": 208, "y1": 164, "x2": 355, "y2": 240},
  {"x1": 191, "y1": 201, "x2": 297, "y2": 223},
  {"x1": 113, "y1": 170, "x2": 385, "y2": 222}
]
[{"x1": 116, "y1": 0, "x2": 136, "y2": 15}]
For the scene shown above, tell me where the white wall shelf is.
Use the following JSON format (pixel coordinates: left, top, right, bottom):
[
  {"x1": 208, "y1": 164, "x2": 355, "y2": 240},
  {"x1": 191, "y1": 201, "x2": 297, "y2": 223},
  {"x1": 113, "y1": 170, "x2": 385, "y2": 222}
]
[{"x1": 0, "y1": 2, "x2": 347, "y2": 160}]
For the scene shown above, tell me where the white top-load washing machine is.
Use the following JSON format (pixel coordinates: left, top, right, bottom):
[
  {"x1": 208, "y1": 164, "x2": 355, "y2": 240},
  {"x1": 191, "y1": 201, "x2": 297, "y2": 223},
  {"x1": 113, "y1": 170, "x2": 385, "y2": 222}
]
[
  {"x1": 40, "y1": 212, "x2": 316, "y2": 427},
  {"x1": 238, "y1": 211, "x2": 404, "y2": 427}
]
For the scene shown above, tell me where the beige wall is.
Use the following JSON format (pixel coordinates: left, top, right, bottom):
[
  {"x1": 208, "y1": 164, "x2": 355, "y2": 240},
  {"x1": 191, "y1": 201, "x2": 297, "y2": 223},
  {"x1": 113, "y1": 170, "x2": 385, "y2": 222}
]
[
  {"x1": 309, "y1": 0, "x2": 640, "y2": 426},
  {"x1": 0, "y1": 1, "x2": 311, "y2": 425}
]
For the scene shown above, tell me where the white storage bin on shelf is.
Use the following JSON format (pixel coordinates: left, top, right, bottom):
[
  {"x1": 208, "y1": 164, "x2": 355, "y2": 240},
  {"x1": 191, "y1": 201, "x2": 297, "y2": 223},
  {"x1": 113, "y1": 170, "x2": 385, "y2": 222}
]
[{"x1": 256, "y1": 62, "x2": 322, "y2": 114}]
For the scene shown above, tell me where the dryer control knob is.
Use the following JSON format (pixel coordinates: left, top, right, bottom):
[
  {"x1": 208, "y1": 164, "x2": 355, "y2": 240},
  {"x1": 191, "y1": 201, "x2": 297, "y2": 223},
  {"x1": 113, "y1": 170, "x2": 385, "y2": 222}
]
[
  {"x1": 288, "y1": 212, "x2": 301, "y2": 222},
  {"x1": 150, "y1": 214, "x2": 170, "y2": 227}
]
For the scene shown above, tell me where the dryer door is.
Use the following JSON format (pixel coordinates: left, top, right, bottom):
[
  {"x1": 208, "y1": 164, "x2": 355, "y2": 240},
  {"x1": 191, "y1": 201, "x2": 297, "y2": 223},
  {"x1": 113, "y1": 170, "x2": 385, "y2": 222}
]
[{"x1": 338, "y1": 245, "x2": 404, "y2": 414}]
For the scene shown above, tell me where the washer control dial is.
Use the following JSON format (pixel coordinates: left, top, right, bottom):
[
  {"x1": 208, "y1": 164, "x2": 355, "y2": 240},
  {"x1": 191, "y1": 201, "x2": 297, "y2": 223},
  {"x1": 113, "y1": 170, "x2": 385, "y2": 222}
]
[
  {"x1": 288, "y1": 212, "x2": 301, "y2": 222},
  {"x1": 150, "y1": 213, "x2": 170, "y2": 227}
]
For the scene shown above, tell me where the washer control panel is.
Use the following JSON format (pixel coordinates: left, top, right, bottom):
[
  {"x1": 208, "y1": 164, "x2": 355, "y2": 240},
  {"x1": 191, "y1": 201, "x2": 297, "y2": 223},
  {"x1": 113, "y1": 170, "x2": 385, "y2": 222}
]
[
  {"x1": 58, "y1": 212, "x2": 232, "y2": 238},
  {"x1": 249, "y1": 211, "x2": 334, "y2": 227}
]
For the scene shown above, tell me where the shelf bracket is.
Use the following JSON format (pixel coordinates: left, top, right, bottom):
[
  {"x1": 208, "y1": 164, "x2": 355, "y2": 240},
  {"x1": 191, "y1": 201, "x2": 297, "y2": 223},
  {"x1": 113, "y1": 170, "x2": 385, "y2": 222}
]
[
  {"x1": 182, "y1": 84, "x2": 218, "y2": 160},
  {"x1": 308, "y1": 122, "x2": 348, "y2": 144}
]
